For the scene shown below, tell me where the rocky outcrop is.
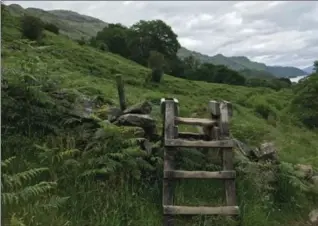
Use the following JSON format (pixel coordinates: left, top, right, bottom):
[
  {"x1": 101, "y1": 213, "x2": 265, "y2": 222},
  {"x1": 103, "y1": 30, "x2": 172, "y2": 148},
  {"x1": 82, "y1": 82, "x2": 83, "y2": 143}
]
[
  {"x1": 309, "y1": 209, "x2": 318, "y2": 224},
  {"x1": 295, "y1": 164, "x2": 313, "y2": 179}
]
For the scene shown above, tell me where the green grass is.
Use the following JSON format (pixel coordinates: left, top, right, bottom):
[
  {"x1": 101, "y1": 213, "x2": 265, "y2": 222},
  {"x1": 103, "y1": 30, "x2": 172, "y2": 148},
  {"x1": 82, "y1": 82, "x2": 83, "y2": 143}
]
[{"x1": 1, "y1": 11, "x2": 318, "y2": 226}]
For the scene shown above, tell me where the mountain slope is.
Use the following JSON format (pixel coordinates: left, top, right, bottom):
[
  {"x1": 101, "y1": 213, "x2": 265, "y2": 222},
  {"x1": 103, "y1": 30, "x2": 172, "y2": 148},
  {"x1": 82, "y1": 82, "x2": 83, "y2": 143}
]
[
  {"x1": 302, "y1": 65, "x2": 315, "y2": 74},
  {"x1": 178, "y1": 47, "x2": 307, "y2": 78},
  {"x1": 5, "y1": 4, "x2": 107, "y2": 40}
]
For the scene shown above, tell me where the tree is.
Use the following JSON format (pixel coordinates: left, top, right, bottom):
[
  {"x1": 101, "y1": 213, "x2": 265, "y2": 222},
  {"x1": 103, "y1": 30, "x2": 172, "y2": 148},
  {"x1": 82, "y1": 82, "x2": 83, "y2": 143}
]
[
  {"x1": 314, "y1": 60, "x2": 318, "y2": 73},
  {"x1": 21, "y1": 15, "x2": 44, "y2": 41},
  {"x1": 290, "y1": 72, "x2": 318, "y2": 129},
  {"x1": 94, "y1": 23, "x2": 130, "y2": 58},
  {"x1": 129, "y1": 20, "x2": 181, "y2": 65},
  {"x1": 44, "y1": 23, "x2": 59, "y2": 34},
  {"x1": 148, "y1": 51, "x2": 165, "y2": 83}
]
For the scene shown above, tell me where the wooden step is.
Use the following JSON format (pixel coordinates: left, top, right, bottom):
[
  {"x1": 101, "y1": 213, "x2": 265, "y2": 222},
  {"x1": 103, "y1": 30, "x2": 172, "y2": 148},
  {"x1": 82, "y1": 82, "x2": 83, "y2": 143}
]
[
  {"x1": 178, "y1": 132, "x2": 207, "y2": 140},
  {"x1": 175, "y1": 117, "x2": 217, "y2": 127},
  {"x1": 165, "y1": 139, "x2": 234, "y2": 148},
  {"x1": 164, "y1": 170, "x2": 236, "y2": 179},
  {"x1": 163, "y1": 205, "x2": 239, "y2": 215}
]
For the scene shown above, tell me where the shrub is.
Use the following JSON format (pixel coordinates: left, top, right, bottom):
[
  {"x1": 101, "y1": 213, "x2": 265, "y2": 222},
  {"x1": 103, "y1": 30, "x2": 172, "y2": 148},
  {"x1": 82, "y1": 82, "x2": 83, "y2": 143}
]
[
  {"x1": 21, "y1": 15, "x2": 44, "y2": 41},
  {"x1": 148, "y1": 51, "x2": 165, "y2": 83},
  {"x1": 44, "y1": 23, "x2": 59, "y2": 34}
]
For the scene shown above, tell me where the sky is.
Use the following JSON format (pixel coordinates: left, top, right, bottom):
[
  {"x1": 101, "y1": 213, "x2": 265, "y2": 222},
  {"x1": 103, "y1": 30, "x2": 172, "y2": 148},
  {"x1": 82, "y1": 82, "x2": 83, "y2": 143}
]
[{"x1": 5, "y1": 1, "x2": 318, "y2": 69}]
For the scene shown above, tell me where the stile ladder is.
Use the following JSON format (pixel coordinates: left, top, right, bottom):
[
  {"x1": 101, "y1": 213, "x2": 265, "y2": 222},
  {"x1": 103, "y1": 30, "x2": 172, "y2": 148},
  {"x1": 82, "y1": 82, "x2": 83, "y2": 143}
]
[{"x1": 160, "y1": 98, "x2": 239, "y2": 226}]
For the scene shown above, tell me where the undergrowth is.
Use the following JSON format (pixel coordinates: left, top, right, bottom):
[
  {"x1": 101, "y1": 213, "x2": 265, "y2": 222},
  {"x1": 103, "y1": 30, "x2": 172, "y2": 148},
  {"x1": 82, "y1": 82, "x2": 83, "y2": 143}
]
[{"x1": 1, "y1": 10, "x2": 318, "y2": 226}]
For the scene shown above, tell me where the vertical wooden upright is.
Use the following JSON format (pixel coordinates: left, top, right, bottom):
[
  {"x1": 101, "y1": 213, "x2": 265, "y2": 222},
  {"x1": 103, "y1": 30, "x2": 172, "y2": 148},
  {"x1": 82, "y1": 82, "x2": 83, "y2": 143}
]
[
  {"x1": 161, "y1": 98, "x2": 179, "y2": 226},
  {"x1": 161, "y1": 98, "x2": 239, "y2": 226}
]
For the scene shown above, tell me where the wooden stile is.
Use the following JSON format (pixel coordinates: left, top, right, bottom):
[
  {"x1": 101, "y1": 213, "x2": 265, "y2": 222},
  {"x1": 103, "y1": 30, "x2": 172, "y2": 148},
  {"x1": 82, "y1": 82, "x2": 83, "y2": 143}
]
[{"x1": 161, "y1": 98, "x2": 239, "y2": 226}]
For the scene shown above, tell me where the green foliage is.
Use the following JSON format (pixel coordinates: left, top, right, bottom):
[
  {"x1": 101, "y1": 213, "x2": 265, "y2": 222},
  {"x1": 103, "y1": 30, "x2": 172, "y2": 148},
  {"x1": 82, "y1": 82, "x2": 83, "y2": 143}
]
[
  {"x1": 148, "y1": 51, "x2": 165, "y2": 83},
  {"x1": 1, "y1": 10, "x2": 318, "y2": 226},
  {"x1": 21, "y1": 15, "x2": 44, "y2": 41},
  {"x1": 44, "y1": 22, "x2": 59, "y2": 34},
  {"x1": 290, "y1": 72, "x2": 318, "y2": 129}
]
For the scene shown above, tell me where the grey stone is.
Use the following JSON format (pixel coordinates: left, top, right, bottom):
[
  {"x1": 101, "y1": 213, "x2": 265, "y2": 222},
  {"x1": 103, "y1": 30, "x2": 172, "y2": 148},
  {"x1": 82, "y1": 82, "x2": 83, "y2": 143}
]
[
  {"x1": 115, "y1": 114, "x2": 156, "y2": 129},
  {"x1": 295, "y1": 164, "x2": 313, "y2": 179},
  {"x1": 253, "y1": 142, "x2": 278, "y2": 160},
  {"x1": 309, "y1": 209, "x2": 318, "y2": 224},
  {"x1": 123, "y1": 101, "x2": 152, "y2": 114},
  {"x1": 107, "y1": 107, "x2": 122, "y2": 122}
]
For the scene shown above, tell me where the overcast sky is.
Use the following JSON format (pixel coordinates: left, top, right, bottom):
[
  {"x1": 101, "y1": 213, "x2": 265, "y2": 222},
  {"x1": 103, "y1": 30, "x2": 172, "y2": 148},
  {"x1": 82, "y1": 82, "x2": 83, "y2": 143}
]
[{"x1": 5, "y1": 1, "x2": 318, "y2": 68}]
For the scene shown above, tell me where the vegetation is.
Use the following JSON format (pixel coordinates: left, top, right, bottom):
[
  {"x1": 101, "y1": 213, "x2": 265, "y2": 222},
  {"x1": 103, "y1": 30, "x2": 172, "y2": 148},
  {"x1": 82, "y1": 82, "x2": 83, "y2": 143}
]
[
  {"x1": 44, "y1": 22, "x2": 59, "y2": 34},
  {"x1": 21, "y1": 15, "x2": 44, "y2": 41},
  {"x1": 1, "y1": 5, "x2": 318, "y2": 226}
]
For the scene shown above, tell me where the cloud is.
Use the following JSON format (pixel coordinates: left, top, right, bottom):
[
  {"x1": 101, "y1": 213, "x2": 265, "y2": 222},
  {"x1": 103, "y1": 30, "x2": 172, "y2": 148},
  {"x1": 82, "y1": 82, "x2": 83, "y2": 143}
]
[{"x1": 6, "y1": 1, "x2": 318, "y2": 68}]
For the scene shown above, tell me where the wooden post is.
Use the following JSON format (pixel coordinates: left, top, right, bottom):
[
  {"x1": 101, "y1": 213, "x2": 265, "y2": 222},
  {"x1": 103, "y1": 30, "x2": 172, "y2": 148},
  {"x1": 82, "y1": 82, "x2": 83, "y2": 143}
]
[
  {"x1": 219, "y1": 101, "x2": 236, "y2": 206},
  {"x1": 115, "y1": 75, "x2": 126, "y2": 111},
  {"x1": 162, "y1": 98, "x2": 178, "y2": 226}
]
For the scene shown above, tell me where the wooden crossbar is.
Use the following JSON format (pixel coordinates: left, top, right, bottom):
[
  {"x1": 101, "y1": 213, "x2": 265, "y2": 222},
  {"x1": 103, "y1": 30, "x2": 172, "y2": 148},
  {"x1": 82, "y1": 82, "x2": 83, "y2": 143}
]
[{"x1": 161, "y1": 98, "x2": 239, "y2": 226}]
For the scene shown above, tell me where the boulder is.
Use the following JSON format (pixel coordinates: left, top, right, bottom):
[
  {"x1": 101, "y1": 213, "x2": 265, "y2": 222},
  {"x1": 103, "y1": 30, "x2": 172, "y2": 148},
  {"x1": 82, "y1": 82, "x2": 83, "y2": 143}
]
[
  {"x1": 107, "y1": 107, "x2": 123, "y2": 122},
  {"x1": 309, "y1": 209, "x2": 318, "y2": 224},
  {"x1": 233, "y1": 139, "x2": 255, "y2": 157},
  {"x1": 252, "y1": 142, "x2": 278, "y2": 161},
  {"x1": 123, "y1": 101, "x2": 152, "y2": 114},
  {"x1": 135, "y1": 138, "x2": 152, "y2": 155},
  {"x1": 295, "y1": 164, "x2": 313, "y2": 179},
  {"x1": 115, "y1": 114, "x2": 156, "y2": 130}
]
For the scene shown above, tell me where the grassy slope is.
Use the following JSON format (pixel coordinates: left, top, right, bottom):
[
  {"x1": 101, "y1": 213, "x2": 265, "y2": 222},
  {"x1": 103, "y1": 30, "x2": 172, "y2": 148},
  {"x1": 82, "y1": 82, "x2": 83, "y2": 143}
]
[
  {"x1": 2, "y1": 10, "x2": 318, "y2": 226},
  {"x1": 6, "y1": 3, "x2": 305, "y2": 79},
  {"x1": 6, "y1": 3, "x2": 107, "y2": 40}
]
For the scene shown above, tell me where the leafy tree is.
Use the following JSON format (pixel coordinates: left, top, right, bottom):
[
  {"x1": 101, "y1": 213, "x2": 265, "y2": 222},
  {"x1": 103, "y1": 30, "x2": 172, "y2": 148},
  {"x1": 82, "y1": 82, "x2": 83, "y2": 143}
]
[
  {"x1": 94, "y1": 23, "x2": 130, "y2": 58},
  {"x1": 290, "y1": 71, "x2": 318, "y2": 129},
  {"x1": 129, "y1": 20, "x2": 180, "y2": 65},
  {"x1": 314, "y1": 60, "x2": 318, "y2": 73},
  {"x1": 148, "y1": 50, "x2": 165, "y2": 83},
  {"x1": 21, "y1": 15, "x2": 44, "y2": 41},
  {"x1": 44, "y1": 23, "x2": 59, "y2": 34}
]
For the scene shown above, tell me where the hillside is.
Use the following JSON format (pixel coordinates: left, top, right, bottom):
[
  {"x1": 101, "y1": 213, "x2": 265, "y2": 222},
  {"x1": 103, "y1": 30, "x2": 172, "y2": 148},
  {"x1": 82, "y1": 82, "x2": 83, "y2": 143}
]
[
  {"x1": 303, "y1": 65, "x2": 315, "y2": 74},
  {"x1": 5, "y1": 3, "x2": 107, "y2": 40},
  {"x1": 5, "y1": 3, "x2": 306, "y2": 80},
  {"x1": 2, "y1": 4, "x2": 318, "y2": 226},
  {"x1": 178, "y1": 47, "x2": 307, "y2": 78}
]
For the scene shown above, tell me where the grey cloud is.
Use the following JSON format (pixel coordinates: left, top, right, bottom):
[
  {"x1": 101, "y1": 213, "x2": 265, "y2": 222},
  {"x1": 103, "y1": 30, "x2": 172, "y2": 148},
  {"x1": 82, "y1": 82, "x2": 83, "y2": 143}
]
[{"x1": 6, "y1": 1, "x2": 318, "y2": 68}]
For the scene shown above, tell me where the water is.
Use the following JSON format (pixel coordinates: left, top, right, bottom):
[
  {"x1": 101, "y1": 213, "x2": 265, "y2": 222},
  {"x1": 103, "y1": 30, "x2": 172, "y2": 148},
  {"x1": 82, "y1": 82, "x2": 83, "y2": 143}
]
[{"x1": 289, "y1": 75, "x2": 308, "y2": 83}]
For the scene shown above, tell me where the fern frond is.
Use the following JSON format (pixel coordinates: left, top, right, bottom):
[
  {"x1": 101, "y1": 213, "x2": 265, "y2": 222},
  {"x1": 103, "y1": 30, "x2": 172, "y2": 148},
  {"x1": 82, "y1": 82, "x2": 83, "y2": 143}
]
[
  {"x1": 1, "y1": 156, "x2": 16, "y2": 169},
  {"x1": 2, "y1": 167, "x2": 49, "y2": 190},
  {"x1": 18, "y1": 181, "x2": 57, "y2": 202}
]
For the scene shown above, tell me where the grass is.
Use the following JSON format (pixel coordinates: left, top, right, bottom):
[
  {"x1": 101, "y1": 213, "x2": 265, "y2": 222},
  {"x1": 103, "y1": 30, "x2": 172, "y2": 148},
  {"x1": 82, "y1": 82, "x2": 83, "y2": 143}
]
[{"x1": 1, "y1": 11, "x2": 318, "y2": 226}]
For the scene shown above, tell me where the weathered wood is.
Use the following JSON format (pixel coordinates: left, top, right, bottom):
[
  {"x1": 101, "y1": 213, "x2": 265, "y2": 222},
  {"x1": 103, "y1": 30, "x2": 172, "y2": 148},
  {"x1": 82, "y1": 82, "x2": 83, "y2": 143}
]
[
  {"x1": 208, "y1": 100, "x2": 221, "y2": 117},
  {"x1": 164, "y1": 170, "x2": 236, "y2": 179},
  {"x1": 165, "y1": 139, "x2": 234, "y2": 148},
  {"x1": 163, "y1": 99, "x2": 178, "y2": 226},
  {"x1": 164, "y1": 205, "x2": 239, "y2": 215},
  {"x1": 175, "y1": 117, "x2": 217, "y2": 127},
  {"x1": 115, "y1": 75, "x2": 126, "y2": 111},
  {"x1": 219, "y1": 101, "x2": 237, "y2": 206},
  {"x1": 178, "y1": 132, "x2": 207, "y2": 140}
]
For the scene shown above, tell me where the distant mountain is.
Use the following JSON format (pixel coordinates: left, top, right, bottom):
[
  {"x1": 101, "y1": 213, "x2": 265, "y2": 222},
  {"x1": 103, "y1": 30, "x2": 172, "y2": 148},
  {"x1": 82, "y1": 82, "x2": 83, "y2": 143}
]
[
  {"x1": 178, "y1": 47, "x2": 306, "y2": 78},
  {"x1": 5, "y1": 4, "x2": 107, "y2": 40},
  {"x1": 5, "y1": 3, "x2": 307, "y2": 79},
  {"x1": 302, "y1": 66, "x2": 315, "y2": 74}
]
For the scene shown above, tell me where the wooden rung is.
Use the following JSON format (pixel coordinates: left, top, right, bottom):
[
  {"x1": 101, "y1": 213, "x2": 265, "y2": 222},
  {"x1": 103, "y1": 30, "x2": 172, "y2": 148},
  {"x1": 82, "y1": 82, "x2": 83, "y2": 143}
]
[
  {"x1": 178, "y1": 132, "x2": 207, "y2": 140},
  {"x1": 164, "y1": 170, "x2": 236, "y2": 179},
  {"x1": 163, "y1": 205, "x2": 239, "y2": 215},
  {"x1": 175, "y1": 117, "x2": 217, "y2": 127},
  {"x1": 165, "y1": 139, "x2": 234, "y2": 148}
]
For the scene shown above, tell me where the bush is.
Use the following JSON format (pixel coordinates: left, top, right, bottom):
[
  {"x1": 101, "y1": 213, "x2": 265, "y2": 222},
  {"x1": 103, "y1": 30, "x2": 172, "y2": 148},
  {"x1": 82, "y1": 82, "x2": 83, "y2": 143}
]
[
  {"x1": 290, "y1": 73, "x2": 318, "y2": 129},
  {"x1": 44, "y1": 23, "x2": 59, "y2": 34},
  {"x1": 21, "y1": 15, "x2": 44, "y2": 41},
  {"x1": 148, "y1": 51, "x2": 165, "y2": 83}
]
